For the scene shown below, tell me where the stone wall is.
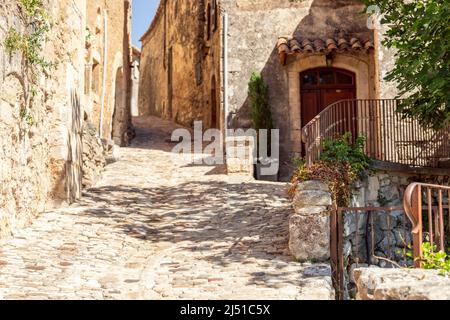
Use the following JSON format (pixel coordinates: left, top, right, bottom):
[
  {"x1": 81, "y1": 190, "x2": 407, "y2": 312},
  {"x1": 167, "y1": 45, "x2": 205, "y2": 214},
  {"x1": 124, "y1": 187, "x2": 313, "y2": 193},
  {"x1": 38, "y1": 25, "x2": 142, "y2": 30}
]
[
  {"x1": 0, "y1": 0, "x2": 128, "y2": 239},
  {"x1": 354, "y1": 268, "x2": 450, "y2": 300},
  {"x1": 85, "y1": 0, "x2": 133, "y2": 146},
  {"x1": 81, "y1": 121, "x2": 107, "y2": 188},
  {"x1": 289, "y1": 181, "x2": 332, "y2": 262},
  {"x1": 0, "y1": 0, "x2": 87, "y2": 238},
  {"x1": 375, "y1": 22, "x2": 398, "y2": 99},
  {"x1": 139, "y1": 0, "x2": 221, "y2": 129},
  {"x1": 220, "y1": 0, "x2": 374, "y2": 179},
  {"x1": 131, "y1": 46, "x2": 140, "y2": 117},
  {"x1": 343, "y1": 167, "x2": 450, "y2": 297}
]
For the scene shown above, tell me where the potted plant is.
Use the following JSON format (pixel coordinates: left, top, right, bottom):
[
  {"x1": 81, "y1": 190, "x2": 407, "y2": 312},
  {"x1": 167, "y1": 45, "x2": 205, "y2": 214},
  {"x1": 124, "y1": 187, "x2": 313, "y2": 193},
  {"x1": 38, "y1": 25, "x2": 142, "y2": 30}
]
[{"x1": 248, "y1": 72, "x2": 278, "y2": 181}]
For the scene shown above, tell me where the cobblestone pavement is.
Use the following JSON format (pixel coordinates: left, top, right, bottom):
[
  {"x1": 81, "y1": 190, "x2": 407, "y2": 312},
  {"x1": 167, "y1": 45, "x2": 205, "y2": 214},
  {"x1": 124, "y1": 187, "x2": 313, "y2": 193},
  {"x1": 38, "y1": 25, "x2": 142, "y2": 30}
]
[{"x1": 0, "y1": 116, "x2": 334, "y2": 300}]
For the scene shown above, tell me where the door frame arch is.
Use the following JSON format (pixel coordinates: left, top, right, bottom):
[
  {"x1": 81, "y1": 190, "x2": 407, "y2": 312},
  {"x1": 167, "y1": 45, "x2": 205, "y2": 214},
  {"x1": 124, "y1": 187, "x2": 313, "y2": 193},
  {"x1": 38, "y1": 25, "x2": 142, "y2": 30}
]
[{"x1": 286, "y1": 53, "x2": 374, "y2": 156}]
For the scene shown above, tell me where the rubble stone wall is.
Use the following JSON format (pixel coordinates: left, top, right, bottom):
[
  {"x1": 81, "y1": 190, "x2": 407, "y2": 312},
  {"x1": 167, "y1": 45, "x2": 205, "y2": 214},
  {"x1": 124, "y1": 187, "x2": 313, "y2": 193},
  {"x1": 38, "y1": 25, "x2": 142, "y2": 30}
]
[
  {"x1": 0, "y1": 0, "x2": 87, "y2": 238},
  {"x1": 139, "y1": 0, "x2": 221, "y2": 129},
  {"x1": 344, "y1": 168, "x2": 450, "y2": 297}
]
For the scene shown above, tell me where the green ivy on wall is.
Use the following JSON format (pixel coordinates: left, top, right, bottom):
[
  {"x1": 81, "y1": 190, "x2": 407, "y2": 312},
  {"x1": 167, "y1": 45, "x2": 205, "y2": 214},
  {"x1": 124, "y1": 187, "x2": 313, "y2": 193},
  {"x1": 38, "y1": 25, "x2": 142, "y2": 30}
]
[{"x1": 4, "y1": 0, "x2": 55, "y2": 126}]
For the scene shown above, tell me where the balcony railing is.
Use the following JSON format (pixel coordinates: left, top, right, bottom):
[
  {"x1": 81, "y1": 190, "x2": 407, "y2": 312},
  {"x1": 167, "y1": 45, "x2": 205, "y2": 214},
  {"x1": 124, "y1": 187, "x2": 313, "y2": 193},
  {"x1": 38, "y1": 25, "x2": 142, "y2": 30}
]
[
  {"x1": 302, "y1": 99, "x2": 450, "y2": 168},
  {"x1": 404, "y1": 182, "x2": 450, "y2": 268}
]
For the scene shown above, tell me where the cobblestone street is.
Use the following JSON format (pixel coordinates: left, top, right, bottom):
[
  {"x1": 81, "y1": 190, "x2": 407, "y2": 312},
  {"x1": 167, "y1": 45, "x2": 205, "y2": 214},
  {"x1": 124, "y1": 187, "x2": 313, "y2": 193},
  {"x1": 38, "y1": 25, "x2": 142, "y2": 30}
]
[{"x1": 0, "y1": 117, "x2": 333, "y2": 300}]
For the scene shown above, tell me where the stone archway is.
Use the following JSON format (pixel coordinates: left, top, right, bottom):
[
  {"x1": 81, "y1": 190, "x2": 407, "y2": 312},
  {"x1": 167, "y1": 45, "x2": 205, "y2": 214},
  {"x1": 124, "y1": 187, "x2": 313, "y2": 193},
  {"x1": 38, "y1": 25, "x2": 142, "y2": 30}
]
[
  {"x1": 112, "y1": 67, "x2": 125, "y2": 145},
  {"x1": 287, "y1": 53, "x2": 375, "y2": 156}
]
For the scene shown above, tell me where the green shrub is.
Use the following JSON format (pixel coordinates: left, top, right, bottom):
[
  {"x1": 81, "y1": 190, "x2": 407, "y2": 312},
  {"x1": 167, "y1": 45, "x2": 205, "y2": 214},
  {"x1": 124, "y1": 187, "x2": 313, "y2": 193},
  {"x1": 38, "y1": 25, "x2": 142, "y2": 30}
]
[
  {"x1": 409, "y1": 243, "x2": 450, "y2": 276},
  {"x1": 320, "y1": 132, "x2": 370, "y2": 174},
  {"x1": 248, "y1": 72, "x2": 273, "y2": 157},
  {"x1": 290, "y1": 132, "x2": 371, "y2": 207}
]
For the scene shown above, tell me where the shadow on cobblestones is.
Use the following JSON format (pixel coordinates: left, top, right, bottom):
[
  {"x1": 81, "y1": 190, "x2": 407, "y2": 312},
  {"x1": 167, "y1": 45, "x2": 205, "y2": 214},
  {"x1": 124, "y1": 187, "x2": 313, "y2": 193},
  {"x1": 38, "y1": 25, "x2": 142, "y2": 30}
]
[
  {"x1": 78, "y1": 179, "x2": 299, "y2": 286},
  {"x1": 0, "y1": 116, "x2": 333, "y2": 300}
]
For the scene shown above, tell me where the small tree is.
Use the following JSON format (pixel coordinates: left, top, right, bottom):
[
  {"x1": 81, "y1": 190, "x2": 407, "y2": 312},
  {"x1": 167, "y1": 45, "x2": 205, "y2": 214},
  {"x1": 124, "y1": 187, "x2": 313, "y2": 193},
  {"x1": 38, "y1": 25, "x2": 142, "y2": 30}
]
[
  {"x1": 362, "y1": 0, "x2": 450, "y2": 129},
  {"x1": 248, "y1": 72, "x2": 273, "y2": 157}
]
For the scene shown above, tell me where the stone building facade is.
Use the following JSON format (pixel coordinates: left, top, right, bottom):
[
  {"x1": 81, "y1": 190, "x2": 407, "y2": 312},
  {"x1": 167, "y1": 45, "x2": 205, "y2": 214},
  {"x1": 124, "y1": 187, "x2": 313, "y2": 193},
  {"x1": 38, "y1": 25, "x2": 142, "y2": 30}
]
[
  {"x1": 0, "y1": 0, "x2": 133, "y2": 238},
  {"x1": 139, "y1": 0, "x2": 222, "y2": 129},
  {"x1": 139, "y1": 0, "x2": 393, "y2": 179},
  {"x1": 131, "y1": 46, "x2": 141, "y2": 117},
  {"x1": 85, "y1": 0, "x2": 133, "y2": 146}
]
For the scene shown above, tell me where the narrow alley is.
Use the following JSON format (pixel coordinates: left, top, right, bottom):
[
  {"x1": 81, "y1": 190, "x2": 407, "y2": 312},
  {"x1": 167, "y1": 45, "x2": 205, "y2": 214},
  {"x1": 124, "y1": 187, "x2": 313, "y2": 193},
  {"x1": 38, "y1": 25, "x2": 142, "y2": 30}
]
[{"x1": 0, "y1": 117, "x2": 333, "y2": 300}]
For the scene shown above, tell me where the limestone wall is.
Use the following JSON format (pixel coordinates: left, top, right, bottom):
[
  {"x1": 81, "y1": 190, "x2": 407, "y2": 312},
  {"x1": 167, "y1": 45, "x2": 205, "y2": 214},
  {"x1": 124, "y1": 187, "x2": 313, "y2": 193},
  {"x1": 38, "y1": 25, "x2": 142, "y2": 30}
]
[
  {"x1": 85, "y1": 0, "x2": 133, "y2": 146},
  {"x1": 375, "y1": 23, "x2": 399, "y2": 99},
  {"x1": 220, "y1": 0, "x2": 374, "y2": 179},
  {"x1": 81, "y1": 121, "x2": 107, "y2": 188},
  {"x1": 131, "y1": 47, "x2": 140, "y2": 117},
  {"x1": 0, "y1": 0, "x2": 87, "y2": 237},
  {"x1": 343, "y1": 168, "x2": 450, "y2": 298},
  {"x1": 139, "y1": 0, "x2": 221, "y2": 129},
  {"x1": 0, "y1": 0, "x2": 130, "y2": 238}
]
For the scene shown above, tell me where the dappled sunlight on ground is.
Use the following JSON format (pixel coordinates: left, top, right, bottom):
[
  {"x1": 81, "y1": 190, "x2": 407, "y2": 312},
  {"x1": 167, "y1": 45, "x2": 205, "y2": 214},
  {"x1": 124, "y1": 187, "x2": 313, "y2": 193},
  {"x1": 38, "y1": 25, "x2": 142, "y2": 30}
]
[{"x1": 0, "y1": 116, "x2": 333, "y2": 300}]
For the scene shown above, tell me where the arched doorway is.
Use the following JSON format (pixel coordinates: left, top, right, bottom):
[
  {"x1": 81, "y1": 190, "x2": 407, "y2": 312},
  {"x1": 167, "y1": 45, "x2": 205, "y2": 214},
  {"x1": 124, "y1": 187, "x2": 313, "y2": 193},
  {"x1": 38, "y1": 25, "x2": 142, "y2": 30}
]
[
  {"x1": 112, "y1": 67, "x2": 125, "y2": 145},
  {"x1": 300, "y1": 68, "x2": 356, "y2": 128},
  {"x1": 210, "y1": 76, "x2": 219, "y2": 129}
]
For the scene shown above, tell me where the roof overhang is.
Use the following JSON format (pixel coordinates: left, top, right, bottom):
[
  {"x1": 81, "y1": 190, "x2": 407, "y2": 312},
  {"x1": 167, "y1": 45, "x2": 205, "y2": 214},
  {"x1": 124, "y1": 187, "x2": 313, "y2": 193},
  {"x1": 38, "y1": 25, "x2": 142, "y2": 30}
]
[{"x1": 277, "y1": 36, "x2": 375, "y2": 66}]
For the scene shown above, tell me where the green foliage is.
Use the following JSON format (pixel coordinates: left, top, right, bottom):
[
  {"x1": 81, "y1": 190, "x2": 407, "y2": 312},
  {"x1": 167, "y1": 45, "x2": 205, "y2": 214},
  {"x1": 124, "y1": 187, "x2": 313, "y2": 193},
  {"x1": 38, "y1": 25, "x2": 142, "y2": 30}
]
[
  {"x1": 422, "y1": 243, "x2": 450, "y2": 275},
  {"x1": 4, "y1": 0, "x2": 53, "y2": 73},
  {"x1": 3, "y1": 0, "x2": 54, "y2": 127},
  {"x1": 20, "y1": 109, "x2": 34, "y2": 126},
  {"x1": 4, "y1": 27, "x2": 23, "y2": 55},
  {"x1": 362, "y1": 0, "x2": 450, "y2": 129},
  {"x1": 292, "y1": 156, "x2": 305, "y2": 169},
  {"x1": 21, "y1": 0, "x2": 45, "y2": 16},
  {"x1": 248, "y1": 72, "x2": 274, "y2": 157},
  {"x1": 289, "y1": 133, "x2": 371, "y2": 207},
  {"x1": 86, "y1": 28, "x2": 93, "y2": 42},
  {"x1": 321, "y1": 132, "x2": 370, "y2": 174},
  {"x1": 407, "y1": 242, "x2": 450, "y2": 276},
  {"x1": 248, "y1": 72, "x2": 273, "y2": 131}
]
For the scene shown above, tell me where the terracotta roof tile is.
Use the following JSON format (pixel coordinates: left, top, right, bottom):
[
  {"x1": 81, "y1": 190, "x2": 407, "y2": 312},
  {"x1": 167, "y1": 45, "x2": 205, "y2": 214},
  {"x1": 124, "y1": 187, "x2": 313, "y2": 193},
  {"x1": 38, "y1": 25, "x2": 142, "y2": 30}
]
[{"x1": 277, "y1": 35, "x2": 375, "y2": 65}]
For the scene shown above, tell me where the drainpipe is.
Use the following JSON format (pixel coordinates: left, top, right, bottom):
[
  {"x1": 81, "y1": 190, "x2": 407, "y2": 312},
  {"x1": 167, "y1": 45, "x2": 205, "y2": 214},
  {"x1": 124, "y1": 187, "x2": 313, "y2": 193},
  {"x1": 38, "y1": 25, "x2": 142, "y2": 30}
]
[
  {"x1": 222, "y1": 12, "x2": 229, "y2": 138},
  {"x1": 99, "y1": 9, "x2": 108, "y2": 139}
]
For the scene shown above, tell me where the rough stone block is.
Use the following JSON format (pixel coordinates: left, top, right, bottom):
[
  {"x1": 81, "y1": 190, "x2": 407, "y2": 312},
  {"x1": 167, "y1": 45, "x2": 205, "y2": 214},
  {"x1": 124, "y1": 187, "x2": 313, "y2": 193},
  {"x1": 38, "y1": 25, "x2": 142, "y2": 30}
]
[
  {"x1": 367, "y1": 176, "x2": 380, "y2": 201},
  {"x1": 293, "y1": 190, "x2": 332, "y2": 208},
  {"x1": 296, "y1": 180, "x2": 329, "y2": 192},
  {"x1": 354, "y1": 268, "x2": 450, "y2": 300},
  {"x1": 293, "y1": 206, "x2": 329, "y2": 216},
  {"x1": 289, "y1": 213, "x2": 330, "y2": 262}
]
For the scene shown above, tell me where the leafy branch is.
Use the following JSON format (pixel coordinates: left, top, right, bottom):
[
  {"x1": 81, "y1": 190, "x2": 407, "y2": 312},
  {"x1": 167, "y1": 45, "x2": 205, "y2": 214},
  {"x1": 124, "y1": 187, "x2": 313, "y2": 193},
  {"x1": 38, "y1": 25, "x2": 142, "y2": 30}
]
[
  {"x1": 406, "y1": 242, "x2": 450, "y2": 276},
  {"x1": 362, "y1": 0, "x2": 450, "y2": 130},
  {"x1": 4, "y1": 0, "x2": 55, "y2": 126}
]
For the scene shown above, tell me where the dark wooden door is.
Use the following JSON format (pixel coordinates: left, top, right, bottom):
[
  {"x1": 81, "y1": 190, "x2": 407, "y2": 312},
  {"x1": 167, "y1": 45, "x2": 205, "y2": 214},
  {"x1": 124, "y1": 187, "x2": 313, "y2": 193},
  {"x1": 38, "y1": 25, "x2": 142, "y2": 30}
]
[
  {"x1": 300, "y1": 68, "x2": 356, "y2": 128},
  {"x1": 301, "y1": 90, "x2": 320, "y2": 128},
  {"x1": 300, "y1": 68, "x2": 357, "y2": 155}
]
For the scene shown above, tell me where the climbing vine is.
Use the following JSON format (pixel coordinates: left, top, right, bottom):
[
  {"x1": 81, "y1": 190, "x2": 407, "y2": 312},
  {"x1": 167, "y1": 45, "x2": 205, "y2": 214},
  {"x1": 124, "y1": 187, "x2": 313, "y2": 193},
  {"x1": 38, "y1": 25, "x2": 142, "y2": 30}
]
[
  {"x1": 4, "y1": 0, "x2": 55, "y2": 126},
  {"x1": 289, "y1": 133, "x2": 371, "y2": 207}
]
